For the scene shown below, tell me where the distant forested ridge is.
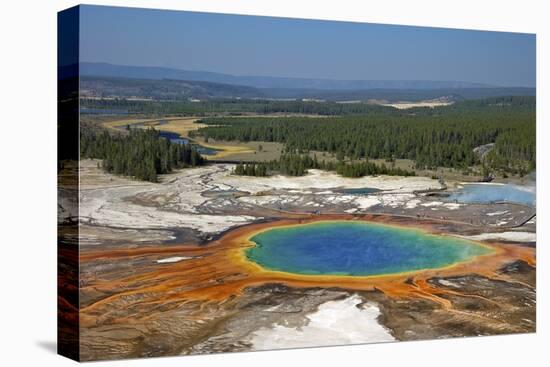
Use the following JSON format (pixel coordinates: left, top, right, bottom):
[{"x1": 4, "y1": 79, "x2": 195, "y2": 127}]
[
  {"x1": 80, "y1": 76, "x2": 264, "y2": 100},
  {"x1": 81, "y1": 63, "x2": 534, "y2": 98},
  {"x1": 80, "y1": 128, "x2": 205, "y2": 182},
  {"x1": 80, "y1": 94, "x2": 536, "y2": 117},
  {"x1": 193, "y1": 96, "x2": 535, "y2": 174},
  {"x1": 80, "y1": 62, "x2": 493, "y2": 90},
  {"x1": 80, "y1": 97, "x2": 398, "y2": 116}
]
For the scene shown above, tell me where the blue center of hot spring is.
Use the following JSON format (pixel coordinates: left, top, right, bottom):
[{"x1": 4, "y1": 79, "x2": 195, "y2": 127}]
[{"x1": 245, "y1": 221, "x2": 491, "y2": 276}]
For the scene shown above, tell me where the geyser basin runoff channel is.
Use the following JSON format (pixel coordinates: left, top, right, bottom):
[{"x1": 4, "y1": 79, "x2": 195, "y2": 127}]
[{"x1": 246, "y1": 221, "x2": 492, "y2": 277}]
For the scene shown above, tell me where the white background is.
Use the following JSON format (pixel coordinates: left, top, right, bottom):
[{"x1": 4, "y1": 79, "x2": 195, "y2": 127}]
[{"x1": 0, "y1": 0, "x2": 547, "y2": 365}]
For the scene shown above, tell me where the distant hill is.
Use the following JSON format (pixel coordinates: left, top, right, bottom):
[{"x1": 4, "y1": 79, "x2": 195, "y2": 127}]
[
  {"x1": 80, "y1": 76, "x2": 264, "y2": 100},
  {"x1": 80, "y1": 63, "x2": 536, "y2": 102},
  {"x1": 81, "y1": 62, "x2": 496, "y2": 90},
  {"x1": 81, "y1": 75, "x2": 535, "y2": 103}
]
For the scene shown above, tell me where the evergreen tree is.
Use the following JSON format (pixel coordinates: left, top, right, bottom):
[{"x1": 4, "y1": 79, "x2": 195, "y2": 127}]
[{"x1": 80, "y1": 127, "x2": 206, "y2": 182}]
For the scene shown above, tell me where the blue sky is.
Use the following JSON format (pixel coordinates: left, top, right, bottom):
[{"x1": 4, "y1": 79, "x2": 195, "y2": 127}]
[{"x1": 79, "y1": 5, "x2": 536, "y2": 87}]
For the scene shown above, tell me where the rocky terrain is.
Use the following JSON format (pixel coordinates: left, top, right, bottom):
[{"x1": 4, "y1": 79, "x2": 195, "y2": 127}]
[{"x1": 58, "y1": 160, "x2": 536, "y2": 361}]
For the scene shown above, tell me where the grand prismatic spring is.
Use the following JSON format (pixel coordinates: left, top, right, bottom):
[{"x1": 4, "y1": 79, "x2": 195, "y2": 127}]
[{"x1": 246, "y1": 221, "x2": 493, "y2": 277}]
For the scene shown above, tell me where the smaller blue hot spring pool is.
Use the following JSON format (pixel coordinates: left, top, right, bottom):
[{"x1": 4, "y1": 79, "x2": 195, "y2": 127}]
[{"x1": 446, "y1": 183, "x2": 535, "y2": 206}]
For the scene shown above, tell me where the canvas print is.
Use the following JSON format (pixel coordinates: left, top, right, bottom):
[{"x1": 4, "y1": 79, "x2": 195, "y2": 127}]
[{"x1": 58, "y1": 5, "x2": 536, "y2": 362}]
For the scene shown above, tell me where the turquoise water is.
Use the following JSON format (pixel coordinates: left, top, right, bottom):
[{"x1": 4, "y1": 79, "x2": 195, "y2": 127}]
[
  {"x1": 158, "y1": 131, "x2": 219, "y2": 155},
  {"x1": 111, "y1": 125, "x2": 219, "y2": 155},
  {"x1": 246, "y1": 221, "x2": 491, "y2": 276},
  {"x1": 446, "y1": 183, "x2": 535, "y2": 206}
]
